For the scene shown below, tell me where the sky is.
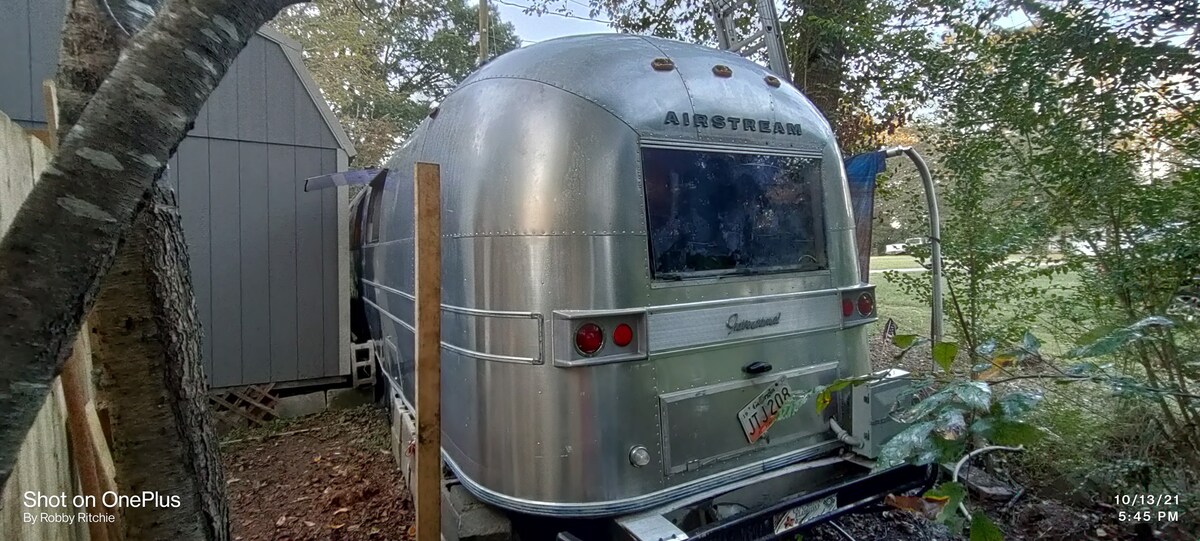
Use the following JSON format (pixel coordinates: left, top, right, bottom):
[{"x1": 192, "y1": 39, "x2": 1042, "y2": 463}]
[{"x1": 492, "y1": 1, "x2": 615, "y2": 45}]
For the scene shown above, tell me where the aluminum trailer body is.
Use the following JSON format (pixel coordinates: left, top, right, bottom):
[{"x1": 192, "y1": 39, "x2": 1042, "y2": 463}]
[{"x1": 351, "y1": 34, "x2": 897, "y2": 520}]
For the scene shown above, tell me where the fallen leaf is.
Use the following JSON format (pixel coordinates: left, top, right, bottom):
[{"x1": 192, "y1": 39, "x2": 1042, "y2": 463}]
[
  {"x1": 884, "y1": 493, "x2": 950, "y2": 519},
  {"x1": 275, "y1": 515, "x2": 288, "y2": 527},
  {"x1": 333, "y1": 507, "x2": 350, "y2": 516}
]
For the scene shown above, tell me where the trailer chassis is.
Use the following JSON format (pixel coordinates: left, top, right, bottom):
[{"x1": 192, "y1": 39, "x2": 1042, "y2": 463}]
[{"x1": 389, "y1": 390, "x2": 935, "y2": 541}]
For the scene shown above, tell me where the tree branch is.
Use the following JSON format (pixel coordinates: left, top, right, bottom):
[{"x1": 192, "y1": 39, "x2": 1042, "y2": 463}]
[{"x1": 0, "y1": 0, "x2": 305, "y2": 487}]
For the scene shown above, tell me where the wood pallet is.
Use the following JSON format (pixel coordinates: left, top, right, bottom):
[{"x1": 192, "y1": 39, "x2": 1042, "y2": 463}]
[{"x1": 208, "y1": 383, "x2": 279, "y2": 428}]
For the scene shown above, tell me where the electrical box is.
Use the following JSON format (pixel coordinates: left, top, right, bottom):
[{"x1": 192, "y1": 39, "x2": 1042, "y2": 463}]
[{"x1": 850, "y1": 369, "x2": 914, "y2": 459}]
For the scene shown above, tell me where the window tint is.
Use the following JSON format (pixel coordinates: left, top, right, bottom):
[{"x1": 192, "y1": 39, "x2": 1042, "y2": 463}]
[{"x1": 642, "y1": 147, "x2": 827, "y2": 280}]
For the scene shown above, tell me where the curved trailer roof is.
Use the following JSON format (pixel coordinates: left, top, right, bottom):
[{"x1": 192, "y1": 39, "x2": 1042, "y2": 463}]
[{"x1": 459, "y1": 33, "x2": 835, "y2": 154}]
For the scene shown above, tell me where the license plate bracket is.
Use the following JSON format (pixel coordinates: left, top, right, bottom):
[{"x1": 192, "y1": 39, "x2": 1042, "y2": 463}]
[{"x1": 773, "y1": 494, "x2": 838, "y2": 535}]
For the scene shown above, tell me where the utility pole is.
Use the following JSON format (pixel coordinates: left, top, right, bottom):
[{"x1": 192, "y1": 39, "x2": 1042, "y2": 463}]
[{"x1": 479, "y1": 0, "x2": 490, "y2": 64}]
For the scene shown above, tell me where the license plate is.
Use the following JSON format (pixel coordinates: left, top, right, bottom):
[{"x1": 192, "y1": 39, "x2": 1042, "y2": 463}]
[
  {"x1": 737, "y1": 378, "x2": 791, "y2": 444},
  {"x1": 773, "y1": 495, "x2": 837, "y2": 534}
]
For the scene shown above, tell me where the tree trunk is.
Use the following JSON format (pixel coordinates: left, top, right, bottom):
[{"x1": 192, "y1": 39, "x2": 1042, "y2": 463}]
[
  {"x1": 0, "y1": 0, "x2": 303, "y2": 487},
  {"x1": 89, "y1": 184, "x2": 228, "y2": 540},
  {"x1": 790, "y1": 0, "x2": 847, "y2": 131},
  {"x1": 53, "y1": 1, "x2": 230, "y2": 539}
]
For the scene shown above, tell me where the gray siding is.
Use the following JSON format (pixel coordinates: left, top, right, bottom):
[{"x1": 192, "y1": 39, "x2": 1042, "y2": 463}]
[
  {"x1": 172, "y1": 137, "x2": 344, "y2": 388},
  {"x1": 2, "y1": 5, "x2": 351, "y2": 387},
  {"x1": 238, "y1": 142, "x2": 273, "y2": 386},
  {"x1": 0, "y1": 0, "x2": 33, "y2": 123}
]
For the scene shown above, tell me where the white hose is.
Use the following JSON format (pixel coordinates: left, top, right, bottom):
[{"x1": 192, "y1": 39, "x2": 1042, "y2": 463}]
[{"x1": 829, "y1": 418, "x2": 863, "y2": 448}]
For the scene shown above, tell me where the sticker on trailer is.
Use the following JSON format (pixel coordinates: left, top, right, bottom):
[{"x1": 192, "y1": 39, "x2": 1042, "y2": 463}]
[
  {"x1": 773, "y1": 494, "x2": 837, "y2": 535},
  {"x1": 737, "y1": 377, "x2": 792, "y2": 444}
]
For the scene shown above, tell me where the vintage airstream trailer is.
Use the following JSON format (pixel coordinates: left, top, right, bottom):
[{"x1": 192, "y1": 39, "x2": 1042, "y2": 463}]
[{"x1": 337, "y1": 33, "x2": 926, "y2": 535}]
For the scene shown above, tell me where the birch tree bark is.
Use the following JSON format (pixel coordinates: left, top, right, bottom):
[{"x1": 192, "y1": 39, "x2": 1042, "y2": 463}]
[
  {"x1": 89, "y1": 187, "x2": 228, "y2": 539},
  {"x1": 54, "y1": 0, "x2": 230, "y2": 538},
  {"x1": 0, "y1": 0, "x2": 304, "y2": 490}
]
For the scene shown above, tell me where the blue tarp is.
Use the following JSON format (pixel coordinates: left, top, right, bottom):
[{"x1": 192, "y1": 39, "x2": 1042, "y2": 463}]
[{"x1": 844, "y1": 151, "x2": 887, "y2": 279}]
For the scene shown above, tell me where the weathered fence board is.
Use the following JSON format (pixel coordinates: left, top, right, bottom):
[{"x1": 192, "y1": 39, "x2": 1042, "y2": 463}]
[{"x1": 0, "y1": 109, "x2": 108, "y2": 541}]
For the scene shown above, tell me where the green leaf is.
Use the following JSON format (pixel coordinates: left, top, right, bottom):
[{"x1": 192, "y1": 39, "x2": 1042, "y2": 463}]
[
  {"x1": 775, "y1": 390, "x2": 814, "y2": 422},
  {"x1": 1130, "y1": 315, "x2": 1173, "y2": 330},
  {"x1": 1068, "y1": 328, "x2": 1138, "y2": 358},
  {"x1": 924, "y1": 482, "x2": 967, "y2": 532},
  {"x1": 895, "y1": 389, "x2": 953, "y2": 423},
  {"x1": 951, "y1": 381, "x2": 992, "y2": 412},
  {"x1": 969, "y1": 513, "x2": 1005, "y2": 541},
  {"x1": 826, "y1": 379, "x2": 852, "y2": 393},
  {"x1": 1021, "y1": 332, "x2": 1042, "y2": 355},
  {"x1": 975, "y1": 339, "x2": 997, "y2": 357},
  {"x1": 991, "y1": 391, "x2": 1042, "y2": 418},
  {"x1": 933, "y1": 341, "x2": 959, "y2": 372},
  {"x1": 1074, "y1": 324, "x2": 1118, "y2": 348},
  {"x1": 893, "y1": 334, "x2": 921, "y2": 349},
  {"x1": 1068, "y1": 317, "x2": 1174, "y2": 358},
  {"x1": 934, "y1": 408, "x2": 968, "y2": 440},
  {"x1": 875, "y1": 421, "x2": 936, "y2": 470},
  {"x1": 815, "y1": 387, "x2": 834, "y2": 413},
  {"x1": 931, "y1": 434, "x2": 968, "y2": 464}
]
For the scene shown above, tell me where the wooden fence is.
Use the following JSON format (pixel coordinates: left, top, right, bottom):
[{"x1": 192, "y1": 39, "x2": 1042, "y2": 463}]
[{"x1": 0, "y1": 108, "x2": 115, "y2": 541}]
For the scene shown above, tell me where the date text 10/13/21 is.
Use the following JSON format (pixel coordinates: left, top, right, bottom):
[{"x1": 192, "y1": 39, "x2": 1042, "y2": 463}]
[{"x1": 1112, "y1": 495, "x2": 1182, "y2": 523}]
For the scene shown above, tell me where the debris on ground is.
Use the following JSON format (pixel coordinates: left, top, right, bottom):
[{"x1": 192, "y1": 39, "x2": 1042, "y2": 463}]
[
  {"x1": 807, "y1": 510, "x2": 956, "y2": 540},
  {"x1": 222, "y1": 405, "x2": 413, "y2": 541}
]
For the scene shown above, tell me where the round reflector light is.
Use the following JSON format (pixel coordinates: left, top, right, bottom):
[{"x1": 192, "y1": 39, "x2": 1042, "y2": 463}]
[
  {"x1": 842, "y1": 298, "x2": 854, "y2": 317},
  {"x1": 613, "y1": 323, "x2": 634, "y2": 347},
  {"x1": 575, "y1": 323, "x2": 604, "y2": 356},
  {"x1": 857, "y1": 293, "x2": 874, "y2": 316}
]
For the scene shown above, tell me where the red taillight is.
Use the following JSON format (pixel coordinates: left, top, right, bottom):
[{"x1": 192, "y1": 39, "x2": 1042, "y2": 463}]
[
  {"x1": 857, "y1": 293, "x2": 874, "y2": 316},
  {"x1": 842, "y1": 298, "x2": 854, "y2": 317},
  {"x1": 575, "y1": 323, "x2": 604, "y2": 356},
  {"x1": 613, "y1": 323, "x2": 634, "y2": 347}
]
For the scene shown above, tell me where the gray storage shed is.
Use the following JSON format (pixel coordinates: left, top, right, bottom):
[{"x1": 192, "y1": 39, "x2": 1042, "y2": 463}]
[{"x1": 1, "y1": 2, "x2": 356, "y2": 389}]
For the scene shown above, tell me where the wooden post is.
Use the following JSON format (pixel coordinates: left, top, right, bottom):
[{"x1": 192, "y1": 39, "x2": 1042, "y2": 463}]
[
  {"x1": 41, "y1": 81, "x2": 58, "y2": 152},
  {"x1": 414, "y1": 162, "x2": 442, "y2": 541},
  {"x1": 61, "y1": 335, "x2": 112, "y2": 541}
]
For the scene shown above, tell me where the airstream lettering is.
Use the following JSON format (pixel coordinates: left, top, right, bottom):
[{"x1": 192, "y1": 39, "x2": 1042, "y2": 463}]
[
  {"x1": 663, "y1": 110, "x2": 803, "y2": 136},
  {"x1": 334, "y1": 34, "x2": 924, "y2": 531}
]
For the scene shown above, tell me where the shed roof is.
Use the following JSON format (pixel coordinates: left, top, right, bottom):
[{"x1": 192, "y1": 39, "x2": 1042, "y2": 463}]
[{"x1": 258, "y1": 26, "x2": 356, "y2": 158}]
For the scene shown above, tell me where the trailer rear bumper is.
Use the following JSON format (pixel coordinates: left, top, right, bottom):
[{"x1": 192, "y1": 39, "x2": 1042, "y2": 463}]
[{"x1": 613, "y1": 458, "x2": 934, "y2": 541}]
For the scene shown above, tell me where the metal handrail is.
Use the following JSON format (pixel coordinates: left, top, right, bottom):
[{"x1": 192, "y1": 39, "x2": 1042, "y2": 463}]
[{"x1": 884, "y1": 147, "x2": 944, "y2": 343}]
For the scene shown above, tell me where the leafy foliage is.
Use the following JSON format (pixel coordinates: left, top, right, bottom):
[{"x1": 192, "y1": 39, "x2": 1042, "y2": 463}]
[
  {"x1": 969, "y1": 513, "x2": 1005, "y2": 541},
  {"x1": 528, "y1": 0, "x2": 977, "y2": 154},
  {"x1": 274, "y1": 0, "x2": 521, "y2": 165}
]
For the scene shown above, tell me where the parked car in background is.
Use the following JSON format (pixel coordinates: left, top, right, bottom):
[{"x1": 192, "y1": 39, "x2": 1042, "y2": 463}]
[{"x1": 885, "y1": 237, "x2": 927, "y2": 255}]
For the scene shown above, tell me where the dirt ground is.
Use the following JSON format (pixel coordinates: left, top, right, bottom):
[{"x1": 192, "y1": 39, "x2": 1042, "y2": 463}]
[
  {"x1": 221, "y1": 399, "x2": 1184, "y2": 541},
  {"x1": 222, "y1": 406, "x2": 414, "y2": 541}
]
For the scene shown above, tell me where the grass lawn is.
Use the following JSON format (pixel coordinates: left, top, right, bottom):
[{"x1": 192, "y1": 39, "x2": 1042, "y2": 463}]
[
  {"x1": 867, "y1": 257, "x2": 1085, "y2": 353},
  {"x1": 869, "y1": 255, "x2": 924, "y2": 271}
]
